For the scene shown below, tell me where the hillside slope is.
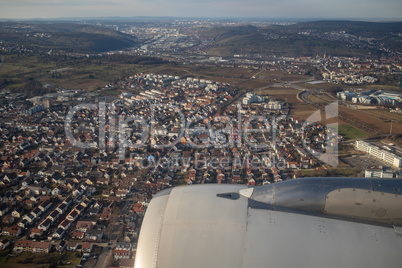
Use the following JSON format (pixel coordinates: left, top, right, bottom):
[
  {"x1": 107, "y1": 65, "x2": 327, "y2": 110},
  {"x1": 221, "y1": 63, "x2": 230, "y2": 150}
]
[
  {"x1": 0, "y1": 22, "x2": 137, "y2": 53},
  {"x1": 199, "y1": 21, "x2": 402, "y2": 57}
]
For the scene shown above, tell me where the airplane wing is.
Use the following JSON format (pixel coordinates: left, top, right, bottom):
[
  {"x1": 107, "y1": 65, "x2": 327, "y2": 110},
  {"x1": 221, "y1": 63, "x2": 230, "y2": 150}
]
[{"x1": 134, "y1": 178, "x2": 402, "y2": 268}]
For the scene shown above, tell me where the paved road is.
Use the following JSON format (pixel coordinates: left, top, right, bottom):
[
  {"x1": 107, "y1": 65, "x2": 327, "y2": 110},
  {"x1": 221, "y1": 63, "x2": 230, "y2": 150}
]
[
  {"x1": 298, "y1": 90, "x2": 311, "y2": 104},
  {"x1": 90, "y1": 199, "x2": 133, "y2": 268},
  {"x1": 90, "y1": 222, "x2": 122, "y2": 268}
]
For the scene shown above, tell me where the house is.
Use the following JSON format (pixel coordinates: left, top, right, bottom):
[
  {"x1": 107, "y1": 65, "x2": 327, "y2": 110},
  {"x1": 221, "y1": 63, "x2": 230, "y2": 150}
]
[
  {"x1": 133, "y1": 203, "x2": 145, "y2": 214},
  {"x1": 100, "y1": 209, "x2": 112, "y2": 221},
  {"x1": 38, "y1": 218, "x2": 52, "y2": 231},
  {"x1": 66, "y1": 241, "x2": 78, "y2": 251},
  {"x1": 0, "y1": 204, "x2": 9, "y2": 216},
  {"x1": 18, "y1": 219, "x2": 29, "y2": 228},
  {"x1": 48, "y1": 210, "x2": 60, "y2": 222},
  {"x1": 114, "y1": 243, "x2": 132, "y2": 260},
  {"x1": 29, "y1": 195, "x2": 40, "y2": 203},
  {"x1": 23, "y1": 213, "x2": 35, "y2": 224},
  {"x1": 63, "y1": 196, "x2": 73, "y2": 206},
  {"x1": 102, "y1": 188, "x2": 114, "y2": 197},
  {"x1": 3, "y1": 215, "x2": 14, "y2": 225},
  {"x1": 56, "y1": 240, "x2": 66, "y2": 254},
  {"x1": 14, "y1": 240, "x2": 52, "y2": 253},
  {"x1": 232, "y1": 175, "x2": 242, "y2": 183},
  {"x1": 51, "y1": 187, "x2": 61, "y2": 196},
  {"x1": 79, "y1": 184, "x2": 88, "y2": 192},
  {"x1": 287, "y1": 162, "x2": 299, "y2": 169},
  {"x1": 56, "y1": 203, "x2": 68, "y2": 214},
  {"x1": 16, "y1": 192, "x2": 25, "y2": 202},
  {"x1": 30, "y1": 207, "x2": 42, "y2": 218},
  {"x1": 116, "y1": 243, "x2": 132, "y2": 250},
  {"x1": 76, "y1": 221, "x2": 94, "y2": 233},
  {"x1": 72, "y1": 231, "x2": 85, "y2": 240},
  {"x1": 72, "y1": 188, "x2": 82, "y2": 197},
  {"x1": 13, "y1": 240, "x2": 31, "y2": 252},
  {"x1": 67, "y1": 210, "x2": 79, "y2": 221},
  {"x1": 248, "y1": 178, "x2": 256, "y2": 186},
  {"x1": 30, "y1": 228, "x2": 43, "y2": 238},
  {"x1": 59, "y1": 219, "x2": 72, "y2": 230},
  {"x1": 2, "y1": 226, "x2": 21, "y2": 237},
  {"x1": 81, "y1": 242, "x2": 93, "y2": 253},
  {"x1": 126, "y1": 221, "x2": 136, "y2": 235},
  {"x1": 38, "y1": 200, "x2": 52, "y2": 212},
  {"x1": 97, "y1": 177, "x2": 109, "y2": 185},
  {"x1": 114, "y1": 249, "x2": 131, "y2": 260},
  {"x1": 86, "y1": 187, "x2": 96, "y2": 196},
  {"x1": 116, "y1": 189, "x2": 127, "y2": 198},
  {"x1": 216, "y1": 173, "x2": 225, "y2": 183},
  {"x1": 52, "y1": 227, "x2": 64, "y2": 239},
  {"x1": 24, "y1": 199, "x2": 34, "y2": 207},
  {"x1": 86, "y1": 229, "x2": 103, "y2": 241},
  {"x1": 75, "y1": 204, "x2": 85, "y2": 213},
  {"x1": 27, "y1": 186, "x2": 42, "y2": 195},
  {"x1": 12, "y1": 206, "x2": 24, "y2": 218},
  {"x1": 81, "y1": 198, "x2": 91, "y2": 207},
  {"x1": 32, "y1": 242, "x2": 52, "y2": 254},
  {"x1": 88, "y1": 207, "x2": 99, "y2": 215},
  {"x1": 93, "y1": 201, "x2": 103, "y2": 209},
  {"x1": 0, "y1": 239, "x2": 10, "y2": 250}
]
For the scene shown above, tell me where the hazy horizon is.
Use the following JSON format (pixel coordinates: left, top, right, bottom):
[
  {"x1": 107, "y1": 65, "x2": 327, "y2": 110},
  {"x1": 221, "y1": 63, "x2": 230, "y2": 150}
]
[
  {"x1": 1, "y1": 16, "x2": 402, "y2": 23},
  {"x1": 0, "y1": 0, "x2": 401, "y2": 20}
]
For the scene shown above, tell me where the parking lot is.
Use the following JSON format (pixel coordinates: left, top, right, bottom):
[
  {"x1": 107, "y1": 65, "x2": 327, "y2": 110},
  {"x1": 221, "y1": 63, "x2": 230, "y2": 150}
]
[{"x1": 341, "y1": 154, "x2": 391, "y2": 176}]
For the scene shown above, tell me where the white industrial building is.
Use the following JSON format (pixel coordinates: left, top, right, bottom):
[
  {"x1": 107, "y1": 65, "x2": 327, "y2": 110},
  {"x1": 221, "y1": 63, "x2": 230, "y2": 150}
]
[
  {"x1": 243, "y1": 93, "x2": 265, "y2": 105},
  {"x1": 338, "y1": 90, "x2": 401, "y2": 106},
  {"x1": 364, "y1": 166, "x2": 394, "y2": 178},
  {"x1": 355, "y1": 140, "x2": 402, "y2": 168}
]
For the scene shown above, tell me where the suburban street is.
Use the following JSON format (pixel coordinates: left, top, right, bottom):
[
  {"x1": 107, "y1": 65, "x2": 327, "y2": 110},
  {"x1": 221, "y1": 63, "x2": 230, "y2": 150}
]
[{"x1": 86, "y1": 198, "x2": 133, "y2": 268}]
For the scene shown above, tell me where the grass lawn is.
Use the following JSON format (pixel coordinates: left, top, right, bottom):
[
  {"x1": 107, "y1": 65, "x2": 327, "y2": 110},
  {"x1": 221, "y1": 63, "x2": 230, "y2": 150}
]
[
  {"x1": 0, "y1": 248, "x2": 12, "y2": 266},
  {"x1": 329, "y1": 168, "x2": 357, "y2": 177},
  {"x1": 338, "y1": 125, "x2": 368, "y2": 140},
  {"x1": 300, "y1": 169, "x2": 315, "y2": 177},
  {"x1": 338, "y1": 147, "x2": 351, "y2": 155}
]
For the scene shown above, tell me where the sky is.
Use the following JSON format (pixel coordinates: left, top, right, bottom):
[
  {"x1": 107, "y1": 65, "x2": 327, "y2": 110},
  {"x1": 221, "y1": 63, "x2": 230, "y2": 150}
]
[{"x1": 0, "y1": 0, "x2": 401, "y2": 20}]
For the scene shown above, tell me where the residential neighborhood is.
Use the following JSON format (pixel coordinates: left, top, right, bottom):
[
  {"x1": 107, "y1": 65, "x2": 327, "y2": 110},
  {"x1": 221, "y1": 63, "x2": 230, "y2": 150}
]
[{"x1": 0, "y1": 70, "x2": 352, "y2": 266}]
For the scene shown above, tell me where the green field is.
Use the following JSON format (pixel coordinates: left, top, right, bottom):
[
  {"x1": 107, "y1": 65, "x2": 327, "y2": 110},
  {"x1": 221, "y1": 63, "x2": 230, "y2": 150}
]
[
  {"x1": 299, "y1": 169, "x2": 315, "y2": 177},
  {"x1": 0, "y1": 54, "x2": 162, "y2": 93},
  {"x1": 338, "y1": 125, "x2": 368, "y2": 140},
  {"x1": 329, "y1": 168, "x2": 357, "y2": 176},
  {"x1": 0, "y1": 22, "x2": 137, "y2": 54},
  {"x1": 0, "y1": 251, "x2": 82, "y2": 268}
]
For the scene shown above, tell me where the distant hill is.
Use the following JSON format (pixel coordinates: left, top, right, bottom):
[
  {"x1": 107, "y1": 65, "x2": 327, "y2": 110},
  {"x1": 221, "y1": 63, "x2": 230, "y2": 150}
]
[
  {"x1": 291, "y1": 20, "x2": 402, "y2": 38},
  {"x1": 199, "y1": 21, "x2": 402, "y2": 57},
  {"x1": 0, "y1": 22, "x2": 137, "y2": 53}
]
